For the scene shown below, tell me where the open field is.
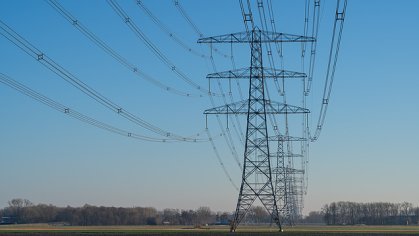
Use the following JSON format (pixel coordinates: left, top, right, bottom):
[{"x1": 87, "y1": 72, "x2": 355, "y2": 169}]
[{"x1": 1, "y1": 224, "x2": 419, "y2": 235}]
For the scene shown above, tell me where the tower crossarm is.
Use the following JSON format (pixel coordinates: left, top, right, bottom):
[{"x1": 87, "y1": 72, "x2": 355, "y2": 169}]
[
  {"x1": 204, "y1": 100, "x2": 309, "y2": 115},
  {"x1": 268, "y1": 135, "x2": 307, "y2": 142},
  {"x1": 272, "y1": 167, "x2": 305, "y2": 175},
  {"x1": 255, "y1": 136, "x2": 307, "y2": 144},
  {"x1": 271, "y1": 152, "x2": 304, "y2": 158},
  {"x1": 198, "y1": 29, "x2": 315, "y2": 44},
  {"x1": 207, "y1": 67, "x2": 306, "y2": 79}
]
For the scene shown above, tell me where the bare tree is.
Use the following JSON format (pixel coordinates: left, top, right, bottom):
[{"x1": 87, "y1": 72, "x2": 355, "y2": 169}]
[{"x1": 196, "y1": 206, "x2": 212, "y2": 225}]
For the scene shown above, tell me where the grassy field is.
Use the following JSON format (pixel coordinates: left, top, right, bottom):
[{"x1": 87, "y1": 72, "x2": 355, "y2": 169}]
[{"x1": 1, "y1": 224, "x2": 419, "y2": 235}]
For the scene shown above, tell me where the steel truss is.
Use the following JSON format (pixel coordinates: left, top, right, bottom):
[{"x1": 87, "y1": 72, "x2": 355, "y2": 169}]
[{"x1": 199, "y1": 27, "x2": 314, "y2": 232}]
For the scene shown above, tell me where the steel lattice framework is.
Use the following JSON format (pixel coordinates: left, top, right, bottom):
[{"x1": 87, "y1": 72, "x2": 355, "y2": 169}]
[{"x1": 199, "y1": 27, "x2": 314, "y2": 232}]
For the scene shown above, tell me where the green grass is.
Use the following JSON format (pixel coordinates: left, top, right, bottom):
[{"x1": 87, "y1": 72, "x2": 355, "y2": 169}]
[{"x1": 1, "y1": 224, "x2": 419, "y2": 235}]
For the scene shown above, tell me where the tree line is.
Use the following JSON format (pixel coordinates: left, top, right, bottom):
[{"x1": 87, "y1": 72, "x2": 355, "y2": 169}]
[
  {"x1": 3, "y1": 199, "x2": 418, "y2": 226},
  {"x1": 0, "y1": 199, "x2": 272, "y2": 226},
  {"x1": 321, "y1": 201, "x2": 419, "y2": 225}
]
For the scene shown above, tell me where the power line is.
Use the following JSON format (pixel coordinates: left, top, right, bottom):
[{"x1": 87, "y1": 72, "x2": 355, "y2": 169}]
[
  {"x1": 208, "y1": 47, "x2": 246, "y2": 146},
  {"x1": 107, "y1": 0, "x2": 217, "y2": 96},
  {"x1": 45, "y1": 0, "x2": 202, "y2": 98},
  {"x1": 207, "y1": 44, "x2": 245, "y2": 168},
  {"x1": 265, "y1": 0, "x2": 286, "y2": 94},
  {"x1": 0, "y1": 19, "x2": 208, "y2": 142},
  {"x1": 205, "y1": 128, "x2": 239, "y2": 191},
  {"x1": 135, "y1": 0, "x2": 207, "y2": 59},
  {"x1": 251, "y1": 0, "x2": 313, "y2": 224},
  {"x1": 0, "y1": 73, "x2": 181, "y2": 143},
  {"x1": 173, "y1": 0, "x2": 229, "y2": 59},
  {"x1": 163, "y1": 0, "x2": 246, "y2": 168},
  {"x1": 208, "y1": 74, "x2": 243, "y2": 170},
  {"x1": 173, "y1": 0, "x2": 246, "y2": 145},
  {"x1": 241, "y1": 0, "x2": 283, "y2": 143},
  {"x1": 305, "y1": 0, "x2": 321, "y2": 95},
  {"x1": 311, "y1": 0, "x2": 347, "y2": 141},
  {"x1": 134, "y1": 0, "x2": 245, "y2": 166},
  {"x1": 300, "y1": 0, "x2": 317, "y2": 196}
]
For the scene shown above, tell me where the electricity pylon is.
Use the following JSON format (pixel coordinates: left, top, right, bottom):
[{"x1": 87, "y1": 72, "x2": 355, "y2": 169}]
[
  {"x1": 269, "y1": 135, "x2": 307, "y2": 226},
  {"x1": 199, "y1": 27, "x2": 314, "y2": 232}
]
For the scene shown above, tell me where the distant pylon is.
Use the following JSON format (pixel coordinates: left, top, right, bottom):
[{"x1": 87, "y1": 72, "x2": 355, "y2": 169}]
[
  {"x1": 269, "y1": 135, "x2": 307, "y2": 226},
  {"x1": 199, "y1": 27, "x2": 314, "y2": 232}
]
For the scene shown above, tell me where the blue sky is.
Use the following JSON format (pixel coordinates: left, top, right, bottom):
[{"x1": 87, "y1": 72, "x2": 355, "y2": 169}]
[{"x1": 1, "y1": 0, "x2": 419, "y2": 215}]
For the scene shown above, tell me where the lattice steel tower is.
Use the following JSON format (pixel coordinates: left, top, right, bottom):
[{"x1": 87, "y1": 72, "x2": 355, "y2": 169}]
[{"x1": 199, "y1": 27, "x2": 314, "y2": 232}]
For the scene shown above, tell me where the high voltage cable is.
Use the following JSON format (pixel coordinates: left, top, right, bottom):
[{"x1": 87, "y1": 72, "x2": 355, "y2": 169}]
[
  {"x1": 258, "y1": 1, "x2": 290, "y2": 134},
  {"x1": 257, "y1": 0, "x2": 293, "y2": 185},
  {"x1": 107, "y1": 0, "x2": 217, "y2": 97},
  {"x1": 208, "y1": 54, "x2": 243, "y2": 170},
  {"x1": 300, "y1": 0, "x2": 317, "y2": 194},
  {"x1": 265, "y1": 0, "x2": 286, "y2": 94},
  {"x1": 195, "y1": 31, "x2": 244, "y2": 169},
  {"x1": 161, "y1": 0, "x2": 248, "y2": 186},
  {"x1": 45, "y1": 0, "x2": 202, "y2": 98},
  {"x1": 228, "y1": 42, "x2": 247, "y2": 142},
  {"x1": 0, "y1": 19, "x2": 208, "y2": 142},
  {"x1": 229, "y1": 43, "x2": 246, "y2": 101},
  {"x1": 264, "y1": 0, "x2": 311, "y2": 154},
  {"x1": 171, "y1": 0, "x2": 247, "y2": 116},
  {"x1": 173, "y1": 0, "x2": 229, "y2": 59},
  {"x1": 163, "y1": 0, "x2": 246, "y2": 168},
  {"x1": 300, "y1": 1, "x2": 319, "y2": 176},
  {"x1": 300, "y1": 0, "x2": 309, "y2": 85},
  {"x1": 287, "y1": 0, "x2": 312, "y2": 208},
  {"x1": 209, "y1": 98, "x2": 243, "y2": 169},
  {"x1": 170, "y1": 0, "x2": 246, "y2": 141},
  {"x1": 207, "y1": 37, "x2": 245, "y2": 149},
  {"x1": 205, "y1": 128, "x2": 239, "y2": 191},
  {"x1": 119, "y1": 0, "x2": 243, "y2": 168},
  {"x1": 291, "y1": 0, "x2": 311, "y2": 199},
  {"x1": 206, "y1": 37, "x2": 245, "y2": 167},
  {"x1": 173, "y1": 0, "x2": 202, "y2": 37},
  {"x1": 111, "y1": 0, "x2": 244, "y2": 187},
  {"x1": 255, "y1": 0, "x2": 284, "y2": 138},
  {"x1": 0, "y1": 73, "x2": 181, "y2": 143},
  {"x1": 305, "y1": 0, "x2": 321, "y2": 95},
  {"x1": 207, "y1": 37, "x2": 246, "y2": 146},
  {"x1": 135, "y1": 0, "x2": 245, "y2": 149},
  {"x1": 258, "y1": 0, "x2": 309, "y2": 216},
  {"x1": 135, "y1": 0, "x2": 207, "y2": 59},
  {"x1": 311, "y1": 0, "x2": 347, "y2": 141},
  {"x1": 239, "y1": 0, "x2": 254, "y2": 34}
]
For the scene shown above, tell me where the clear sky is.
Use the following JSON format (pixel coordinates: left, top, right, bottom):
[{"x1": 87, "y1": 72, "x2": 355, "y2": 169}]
[{"x1": 1, "y1": 0, "x2": 419, "y2": 215}]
